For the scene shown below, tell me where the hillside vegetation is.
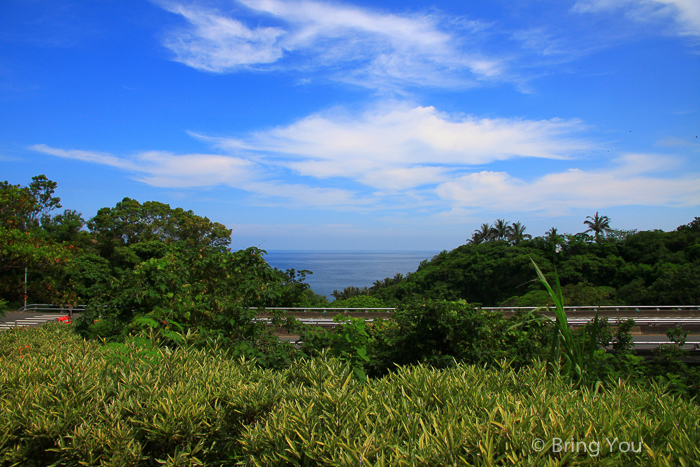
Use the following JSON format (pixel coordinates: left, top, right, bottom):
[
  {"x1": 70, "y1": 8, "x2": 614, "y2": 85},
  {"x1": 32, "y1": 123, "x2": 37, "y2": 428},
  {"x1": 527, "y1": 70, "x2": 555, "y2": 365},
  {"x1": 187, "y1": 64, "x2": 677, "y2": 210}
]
[{"x1": 332, "y1": 217, "x2": 700, "y2": 307}]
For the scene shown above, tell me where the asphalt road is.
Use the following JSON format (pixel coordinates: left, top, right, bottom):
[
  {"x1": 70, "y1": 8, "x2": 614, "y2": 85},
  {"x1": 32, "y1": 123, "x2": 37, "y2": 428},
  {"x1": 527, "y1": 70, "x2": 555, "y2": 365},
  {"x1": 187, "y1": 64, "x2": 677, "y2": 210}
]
[{"x1": 1, "y1": 312, "x2": 80, "y2": 331}]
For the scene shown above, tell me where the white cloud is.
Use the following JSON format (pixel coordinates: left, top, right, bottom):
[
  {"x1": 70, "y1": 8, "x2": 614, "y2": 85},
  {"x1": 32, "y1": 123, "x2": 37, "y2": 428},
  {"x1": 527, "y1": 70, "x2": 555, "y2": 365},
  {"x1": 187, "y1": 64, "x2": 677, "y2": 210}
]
[
  {"x1": 159, "y1": 2, "x2": 286, "y2": 70},
  {"x1": 31, "y1": 106, "x2": 700, "y2": 216},
  {"x1": 156, "y1": 0, "x2": 502, "y2": 89},
  {"x1": 205, "y1": 104, "x2": 591, "y2": 190},
  {"x1": 30, "y1": 144, "x2": 256, "y2": 188},
  {"x1": 573, "y1": 0, "x2": 700, "y2": 37},
  {"x1": 29, "y1": 143, "x2": 363, "y2": 208},
  {"x1": 435, "y1": 154, "x2": 700, "y2": 215}
]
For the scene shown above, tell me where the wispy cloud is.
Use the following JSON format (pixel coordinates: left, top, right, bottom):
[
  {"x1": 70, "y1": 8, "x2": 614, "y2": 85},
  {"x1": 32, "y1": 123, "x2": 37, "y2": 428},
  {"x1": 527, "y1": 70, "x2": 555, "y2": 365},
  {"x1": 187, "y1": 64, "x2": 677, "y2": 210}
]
[
  {"x1": 202, "y1": 103, "x2": 591, "y2": 190},
  {"x1": 30, "y1": 144, "x2": 257, "y2": 188},
  {"x1": 156, "y1": 0, "x2": 502, "y2": 89},
  {"x1": 31, "y1": 105, "x2": 700, "y2": 216},
  {"x1": 29, "y1": 143, "x2": 364, "y2": 208},
  {"x1": 573, "y1": 0, "x2": 700, "y2": 37}
]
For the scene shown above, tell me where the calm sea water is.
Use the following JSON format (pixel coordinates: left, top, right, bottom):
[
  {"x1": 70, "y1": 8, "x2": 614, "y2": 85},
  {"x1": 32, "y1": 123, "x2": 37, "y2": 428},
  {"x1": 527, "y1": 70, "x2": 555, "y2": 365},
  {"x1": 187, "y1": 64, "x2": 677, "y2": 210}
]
[{"x1": 264, "y1": 251, "x2": 440, "y2": 300}]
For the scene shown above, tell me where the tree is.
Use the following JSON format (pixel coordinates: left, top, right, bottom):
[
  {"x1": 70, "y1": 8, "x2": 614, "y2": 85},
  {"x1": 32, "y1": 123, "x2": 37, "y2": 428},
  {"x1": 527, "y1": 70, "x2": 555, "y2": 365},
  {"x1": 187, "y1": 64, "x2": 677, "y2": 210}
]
[
  {"x1": 87, "y1": 198, "x2": 232, "y2": 256},
  {"x1": 583, "y1": 212, "x2": 612, "y2": 241},
  {"x1": 470, "y1": 223, "x2": 493, "y2": 244},
  {"x1": 677, "y1": 217, "x2": 700, "y2": 234},
  {"x1": 77, "y1": 245, "x2": 291, "y2": 342},
  {"x1": 545, "y1": 227, "x2": 565, "y2": 256},
  {"x1": 0, "y1": 227, "x2": 78, "y2": 305},
  {"x1": 41, "y1": 209, "x2": 86, "y2": 243},
  {"x1": 507, "y1": 221, "x2": 532, "y2": 245},
  {"x1": 0, "y1": 176, "x2": 77, "y2": 306},
  {"x1": 492, "y1": 219, "x2": 510, "y2": 241},
  {"x1": 0, "y1": 175, "x2": 61, "y2": 232}
]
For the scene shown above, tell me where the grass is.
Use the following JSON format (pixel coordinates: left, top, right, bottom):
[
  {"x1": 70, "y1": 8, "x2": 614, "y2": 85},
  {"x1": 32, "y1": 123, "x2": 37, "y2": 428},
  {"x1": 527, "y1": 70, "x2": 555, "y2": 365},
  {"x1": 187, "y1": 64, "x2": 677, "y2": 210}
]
[{"x1": 531, "y1": 258, "x2": 602, "y2": 387}]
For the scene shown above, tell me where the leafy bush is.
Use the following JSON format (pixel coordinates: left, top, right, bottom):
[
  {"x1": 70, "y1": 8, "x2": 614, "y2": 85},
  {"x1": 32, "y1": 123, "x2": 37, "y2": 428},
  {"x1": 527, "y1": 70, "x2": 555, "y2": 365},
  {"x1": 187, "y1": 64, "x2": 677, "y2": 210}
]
[
  {"x1": 75, "y1": 244, "x2": 303, "y2": 368},
  {"x1": 243, "y1": 358, "x2": 700, "y2": 466},
  {"x1": 3, "y1": 324, "x2": 700, "y2": 466},
  {"x1": 363, "y1": 299, "x2": 552, "y2": 377},
  {"x1": 328, "y1": 295, "x2": 390, "y2": 308},
  {"x1": 0, "y1": 324, "x2": 286, "y2": 466}
]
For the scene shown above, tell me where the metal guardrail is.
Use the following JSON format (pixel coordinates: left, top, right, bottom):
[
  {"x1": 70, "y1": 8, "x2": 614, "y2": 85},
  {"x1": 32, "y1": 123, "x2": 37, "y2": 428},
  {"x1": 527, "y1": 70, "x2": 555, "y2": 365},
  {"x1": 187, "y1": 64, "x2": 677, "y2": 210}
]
[
  {"x1": 11, "y1": 304, "x2": 700, "y2": 349},
  {"x1": 566, "y1": 317, "x2": 700, "y2": 325},
  {"x1": 20, "y1": 304, "x2": 700, "y2": 314},
  {"x1": 16, "y1": 304, "x2": 700, "y2": 328},
  {"x1": 631, "y1": 341, "x2": 700, "y2": 349},
  {"x1": 251, "y1": 307, "x2": 396, "y2": 313},
  {"x1": 480, "y1": 305, "x2": 700, "y2": 313}
]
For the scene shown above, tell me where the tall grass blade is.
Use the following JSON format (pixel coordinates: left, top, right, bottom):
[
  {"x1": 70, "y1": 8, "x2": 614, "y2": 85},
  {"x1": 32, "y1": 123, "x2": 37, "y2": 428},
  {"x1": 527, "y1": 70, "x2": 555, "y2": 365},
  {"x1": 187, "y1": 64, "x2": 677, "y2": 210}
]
[{"x1": 530, "y1": 258, "x2": 585, "y2": 385}]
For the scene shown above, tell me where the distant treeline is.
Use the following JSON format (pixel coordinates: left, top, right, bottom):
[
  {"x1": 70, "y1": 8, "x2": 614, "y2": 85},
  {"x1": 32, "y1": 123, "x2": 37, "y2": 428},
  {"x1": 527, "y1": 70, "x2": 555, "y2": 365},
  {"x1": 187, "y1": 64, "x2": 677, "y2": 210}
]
[
  {"x1": 2, "y1": 175, "x2": 699, "y2": 311},
  {"x1": 0, "y1": 175, "x2": 325, "y2": 311},
  {"x1": 331, "y1": 216, "x2": 700, "y2": 307}
]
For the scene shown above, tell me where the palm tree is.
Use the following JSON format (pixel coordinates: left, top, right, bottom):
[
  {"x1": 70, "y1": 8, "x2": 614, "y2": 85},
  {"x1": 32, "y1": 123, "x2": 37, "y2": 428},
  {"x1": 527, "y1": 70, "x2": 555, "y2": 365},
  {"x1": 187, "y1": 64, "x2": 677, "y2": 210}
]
[
  {"x1": 470, "y1": 223, "x2": 493, "y2": 244},
  {"x1": 584, "y1": 212, "x2": 612, "y2": 241},
  {"x1": 546, "y1": 227, "x2": 564, "y2": 253},
  {"x1": 492, "y1": 219, "x2": 510, "y2": 241},
  {"x1": 507, "y1": 221, "x2": 531, "y2": 245}
]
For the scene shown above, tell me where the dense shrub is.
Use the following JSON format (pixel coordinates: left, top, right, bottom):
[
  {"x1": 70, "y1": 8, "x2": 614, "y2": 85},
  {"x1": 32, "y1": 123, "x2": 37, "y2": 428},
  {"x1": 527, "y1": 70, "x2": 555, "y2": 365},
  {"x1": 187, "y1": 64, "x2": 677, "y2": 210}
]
[
  {"x1": 328, "y1": 295, "x2": 390, "y2": 308},
  {"x1": 363, "y1": 299, "x2": 552, "y2": 377},
  {"x1": 1, "y1": 324, "x2": 286, "y2": 466},
  {"x1": 3, "y1": 324, "x2": 700, "y2": 466}
]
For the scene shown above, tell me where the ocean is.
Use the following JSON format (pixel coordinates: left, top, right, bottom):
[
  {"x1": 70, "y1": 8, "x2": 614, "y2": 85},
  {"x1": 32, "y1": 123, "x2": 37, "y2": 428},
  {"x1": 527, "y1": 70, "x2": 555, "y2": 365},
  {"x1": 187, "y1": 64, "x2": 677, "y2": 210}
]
[{"x1": 264, "y1": 250, "x2": 440, "y2": 300}]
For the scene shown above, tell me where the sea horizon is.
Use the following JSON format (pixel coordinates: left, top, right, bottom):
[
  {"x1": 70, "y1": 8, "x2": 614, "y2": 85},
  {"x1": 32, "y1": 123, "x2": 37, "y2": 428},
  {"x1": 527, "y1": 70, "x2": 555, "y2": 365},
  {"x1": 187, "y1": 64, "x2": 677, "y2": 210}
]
[{"x1": 263, "y1": 250, "x2": 441, "y2": 300}]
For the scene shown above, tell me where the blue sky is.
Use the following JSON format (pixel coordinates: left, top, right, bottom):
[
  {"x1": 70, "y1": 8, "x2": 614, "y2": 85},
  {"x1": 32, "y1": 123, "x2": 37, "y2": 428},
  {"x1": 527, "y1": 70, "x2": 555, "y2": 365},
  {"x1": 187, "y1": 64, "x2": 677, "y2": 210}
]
[{"x1": 1, "y1": 0, "x2": 699, "y2": 250}]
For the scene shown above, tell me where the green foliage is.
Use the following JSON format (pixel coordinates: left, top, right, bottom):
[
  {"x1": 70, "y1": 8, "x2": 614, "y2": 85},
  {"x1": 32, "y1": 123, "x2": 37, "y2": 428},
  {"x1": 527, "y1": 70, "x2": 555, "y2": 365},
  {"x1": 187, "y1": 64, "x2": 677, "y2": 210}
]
[
  {"x1": 62, "y1": 253, "x2": 112, "y2": 301},
  {"x1": 583, "y1": 212, "x2": 612, "y2": 241},
  {"x1": 366, "y1": 215, "x2": 700, "y2": 306},
  {"x1": 531, "y1": 259, "x2": 600, "y2": 387},
  {"x1": 677, "y1": 216, "x2": 700, "y2": 233},
  {"x1": 4, "y1": 325, "x2": 700, "y2": 466},
  {"x1": 329, "y1": 295, "x2": 389, "y2": 308},
  {"x1": 327, "y1": 316, "x2": 372, "y2": 382},
  {"x1": 0, "y1": 324, "x2": 285, "y2": 466},
  {"x1": 39, "y1": 209, "x2": 86, "y2": 243},
  {"x1": 271, "y1": 268, "x2": 323, "y2": 307},
  {"x1": 87, "y1": 197, "x2": 233, "y2": 256},
  {"x1": 469, "y1": 219, "x2": 532, "y2": 245},
  {"x1": 244, "y1": 358, "x2": 700, "y2": 466},
  {"x1": 371, "y1": 243, "x2": 551, "y2": 306},
  {"x1": 0, "y1": 227, "x2": 79, "y2": 304},
  {"x1": 76, "y1": 244, "x2": 302, "y2": 367},
  {"x1": 330, "y1": 285, "x2": 370, "y2": 301},
  {"x1": 362, "y1": 299, "x2": 552, "y2": 377},
  {"x1": 0, "y1": 175, "x2": 61, "y2": 232}
]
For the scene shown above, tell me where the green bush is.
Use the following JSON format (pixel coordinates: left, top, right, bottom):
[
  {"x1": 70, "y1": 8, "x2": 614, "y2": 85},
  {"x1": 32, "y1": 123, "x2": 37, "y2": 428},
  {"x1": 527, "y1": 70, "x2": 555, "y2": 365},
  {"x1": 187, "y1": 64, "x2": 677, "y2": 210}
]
[
  {"x1": 329, "y1": 295, "x2": 390, "y2": 308},
  {"x1": 364, "y1": 299, "x2": 552, "y2": 377},
  {"x1": 242, "y1": 358, "x2": 700, "y2": 466},
  {"x1": 2, "y1": 324, "x2": 700, "y2": 466},
  {"x1": 0, "y1": 324, "x2": 286, "y2": 466}
]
